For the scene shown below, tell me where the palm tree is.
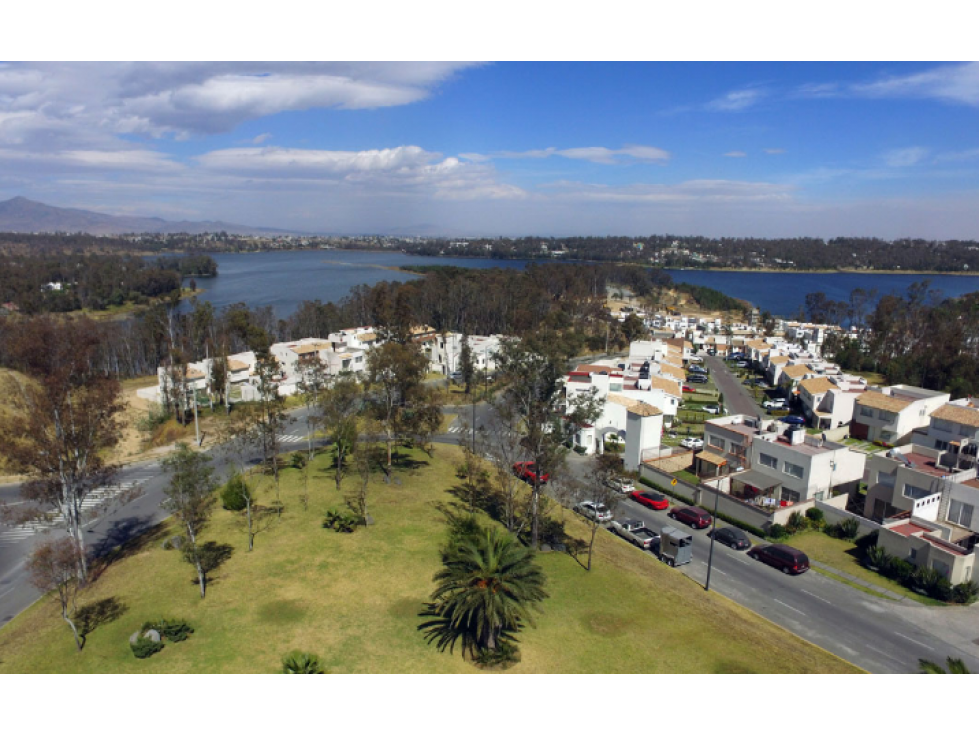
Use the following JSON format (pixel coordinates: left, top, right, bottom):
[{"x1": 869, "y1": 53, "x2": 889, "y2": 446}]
[
  {"x1": 918, "y1": 657, "x2": 972, "y2": 674},
  {"x1": 282, "y1": 651, "x2": 325, "y2": 673},
  {"x1": 419, "y1": 527, "x2": 548, "y2": 655}
]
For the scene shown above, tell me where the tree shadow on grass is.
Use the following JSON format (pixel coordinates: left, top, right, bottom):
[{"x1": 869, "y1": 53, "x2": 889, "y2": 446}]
[
  {"x1": 75, "y1": 596, "x2": 128, "y2": 647},
  {"x1": 87, "y1": 517, "x2": 167, "y2": 583},
  {"x1": 191, "y1": 541, "x2": 234, "y2": 589}
]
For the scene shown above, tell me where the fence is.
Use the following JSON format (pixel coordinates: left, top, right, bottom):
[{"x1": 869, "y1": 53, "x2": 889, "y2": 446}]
[{"x1": 814, "y1": 496, "x2": 884, "y2": 539}]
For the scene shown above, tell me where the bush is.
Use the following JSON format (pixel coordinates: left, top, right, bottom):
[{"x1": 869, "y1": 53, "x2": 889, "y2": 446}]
[
  {"x1": 805, "y1": 507, "x2": 824, "y2": 525},
  {"x1": 786, "y1": 511, "x2": 808, "y2": 534},
  {"x1": 768, "y1": 523, "x2": 788, "y2": 540},
  {"x1": 835, "y1": 517, "x2": 861, "y2": 540},
  {"x1": 888, "y1": 558, "x2": 915, "y2": 585},
  {"x1": 282, "y1": 651, "x2": 325, "y2": 674},
  {"x1": 143, "y1": 618, "x2": 195, "y2": 643},
  {"x1": 864, "y1": 545, "x2": 889, "y2": 571},
  {"x1": 221, "y1": 473, "x2": 250, "y2": 511},
  {"x1": 855, "y1": 530, "x2": 879, "y2": 551},
  {"x1": 952, "y1": 580, "x2": 979, "y2": 605},
  {"x1": 130, "y1": 636, "x2": 164, "y2": 659},
  {"x1": 474, "y1": 640, "x2": 520, "y2": 668},
  {"x1": 572, "y1": 446, "x2": 586, "y2": 455},
  {"x1": 322, "y1": 509, "x2": 343, "y2": 529},
  {"x1": 324, "y1": 510, "x2": 357, "y2": 533},
  {"x1": 911, "y1": 567, "x2": 944, "y2": 594},
  {"x1": 290, "y1": 451, "x2": 307, "y2": 470}
]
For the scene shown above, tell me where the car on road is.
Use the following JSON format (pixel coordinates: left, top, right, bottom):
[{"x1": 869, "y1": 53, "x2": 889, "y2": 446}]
[
  {"x1": 513, "y1": 461, "x2": 550, "y2": 484},
  {"x1": 679, "y1": 437, "x2": 704, "y2": 449},
  {"x1": 610, "y1": 476, "x2": 635, "y2": 493},
  {"x1": 707, "y1": 526, "x2": 752, "y2": 550},
  {"x1": 574, "y1": 501, "x2": 613, "y2": 523},
  {"x1": 779, "y1": 415, "x2": 806, "y2": 426},
  {"x1": 747, "y1": 543, "x2": 810, "y2": 574},
  {"x1": 610, "y1": 517, "x2": 659, "y2": 549},
  {"x1": 668, "y1": 506, "x2": 713, "y2": 529},
  {"x1": 687, "y1": 355, "x2": 703, "y2": 364},
  {"x1": 687, "y1": 374, "x2": 708, "y2": 384},
  {"x1": 763, "y1": 398, "x2": 786, "y2": 409},
  {"x1": 682, "y1": 385, "x2": 696, "y2": 393},
  {"x1": 689, "y1": 365, "x2": 708, "y2": 374},
  {"x1": 630, "y1": 490, "x2": 669, "y2": 510}
]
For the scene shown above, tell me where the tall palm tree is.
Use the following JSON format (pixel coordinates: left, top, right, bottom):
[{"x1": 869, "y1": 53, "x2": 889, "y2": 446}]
[
  {"x1": 420, "y1": 527, "x2": 548, "y2": 655},
  {"x1": 918, "y1": 657, "x2": 972, "y2": 674}
]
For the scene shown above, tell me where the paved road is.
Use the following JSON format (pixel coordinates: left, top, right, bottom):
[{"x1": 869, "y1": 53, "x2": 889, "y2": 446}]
[{"x1": 705, "y1": 355, "x2": 762, "y2": 418}]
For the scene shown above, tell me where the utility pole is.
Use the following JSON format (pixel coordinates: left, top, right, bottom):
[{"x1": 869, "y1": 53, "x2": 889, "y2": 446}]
[
  {"x1": 192, "y1": 386, "x2": 201, "y2": 446},
  {"x1": 705, "y1": 485, "x2": 721, "y2": 592}
]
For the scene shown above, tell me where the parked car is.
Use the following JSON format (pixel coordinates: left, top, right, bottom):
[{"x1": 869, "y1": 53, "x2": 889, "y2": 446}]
[
  {"x1": 708, "y1": 526, "x2": 752, "y2": 550},
  {"x1": 687, "y1": 356, "x2": 703, "y2": 364},
  {"x1": 679, "y1": 437, "x2": 704, "y2": 449},
  {"x1": 734, "y1": 361, "x2": 748, "y2": 368},
  {"x1": 689, "y1": 365, "x2": 708, "y2": 374},
  {"x1": 574, "y1": 501, "x2": 613, "y2": 523},
  {"x1": 727, "y1": 353, "x2": 745, "y2": 361},
  {"x1": 707, "y1": 349, "x2": 717, "y2": 356},
  {"x1": 630, "y1": 490, "x2": 669, "y2": 511},
  {"x1": 763, "y1": 398, "x2": 786, "y2": 409},
  {"x1": 747, "y1": 543, "x2": 810, "y2": 574},
  {"x1": 682, "y1": 385, "x2": 696, "y2": 393},
  {"x1": 687, "y1": 375, "x2": 708, "y2": 384},
  {"x1": 610, "y1": 476, "x2": 635, "y2": 494},
  {"x1": 668, "y1": 506, "x2": 713, "y2": 530},
  {"x1": 610, "y1": 517, "x2": 659, "y2": 549},
  {"x1": 703, "y1": 405, "x2": 720, "y2": 414},
  {"x1": 512, "y1": 461, "x2": 550, "y2": 484},
  {"x1": 779, "y1": 415, "x2": 806, "y2": 426}
]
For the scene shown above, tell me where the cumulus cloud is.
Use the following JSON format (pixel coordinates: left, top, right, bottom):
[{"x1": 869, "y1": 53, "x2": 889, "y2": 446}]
[
  {"x1": 462, "y1": 144, "x2": 670, "y2": 165},
  {"x1": 882, "y1": 146, "x2": 929, "y2": 167},
  {"x1": 723, "y1": 151, "x2": 747, "y2": 158}
]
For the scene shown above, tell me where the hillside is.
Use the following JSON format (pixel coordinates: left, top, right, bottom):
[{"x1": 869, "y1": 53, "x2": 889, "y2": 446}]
[
  {"x1": 0, "y1": 197, "x2": 297, "y2": 236},
  {"x1": 0, "y1": 444, "x2": 860, "y2": 673}
]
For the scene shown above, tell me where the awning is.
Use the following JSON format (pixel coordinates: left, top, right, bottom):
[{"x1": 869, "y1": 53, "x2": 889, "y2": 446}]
[
  {"x1": 731, "y1": 470, "x2": 781, "y2": 490},
  {"x1": 697, "y1": 450, "x2": 728, "y2": 466}
]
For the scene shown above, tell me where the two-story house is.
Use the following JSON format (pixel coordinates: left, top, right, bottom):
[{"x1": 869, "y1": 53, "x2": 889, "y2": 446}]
[{"x1": 850, "y1": 385, "x2": 950, "y2": 446}]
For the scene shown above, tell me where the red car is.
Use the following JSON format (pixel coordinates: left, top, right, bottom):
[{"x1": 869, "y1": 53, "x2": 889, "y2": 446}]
[
  {"x1": 512, "y1": 461, "x2": 550, "y2": 484},
  {"x1": 630, "y1": 490, "x2": 669, "y2": 511},
  {"x1": 747, "y1": 544, "x2": 810, "y2": 575},
  {"x1": 668, "y1": 506, "x2": 712, "y2": 530},
  {"x1": 682, "y1": 385, "x2": 696, "y2": 393}
]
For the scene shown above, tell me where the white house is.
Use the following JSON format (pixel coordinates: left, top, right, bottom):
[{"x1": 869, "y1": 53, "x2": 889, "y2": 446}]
[{"x1": 850, "y1": 385, "x2": 950, "y2": 446}]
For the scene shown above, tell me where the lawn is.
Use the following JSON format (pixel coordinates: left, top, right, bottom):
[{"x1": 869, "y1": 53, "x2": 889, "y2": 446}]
[
  {"x1": 787, "y1": 531, "x2": 939, "y2": 605},
  {"x1": 0, "y1": 445, "x2": 859, "y2": 673}
]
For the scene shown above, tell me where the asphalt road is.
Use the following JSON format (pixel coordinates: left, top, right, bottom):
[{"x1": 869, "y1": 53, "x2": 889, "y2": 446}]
[
  {"x1": 704, "y1": 355, "x2": 762, "y2": 418},
  {"x1": 601, "y1": 490, "x2": 979, "y2": 673}
]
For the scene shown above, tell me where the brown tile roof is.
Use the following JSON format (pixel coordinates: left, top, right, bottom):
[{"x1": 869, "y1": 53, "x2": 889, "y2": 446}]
[
  {"x1": 645, "y1": 375, "x2": 682, "y2": 398},
  {"x1": 768, "y1": 355, "x2": 790, "y2": 366},
  {"x1": 291, "y1": 342, "x2": 327, "y2": 355},
  {"x1": 782, "y1": 364, "x2": 814, "y2": 379},
  {"x1": 575, "y1": 364, "x2": 617, "y2": 374},
  {"x1": 357, "y1": 333, "x2": 378, "y2": 342},
  {"x1": 697, "y1": 450, "x2": 728, "y2": 466},
  {"x1": 658, "y1": 362, "x2": 685, "y2": 381},
  {"x1": 185, "y1": 367, "x2": 206, "y2": 380},
  {"x1": 628, "y1": 402, "x2": 663, "y2": 417},
  {"x1": 931, "y1": 403, "x2": 979, "y2": 429},
  {"x1": 799, "y1": 377, "x2": 838, "y2": 396},
  {"x1": 227, "y1": 359, "x2": 249, "y2": 371},
  {"x1": 746, "y1": 339, "x2": 769, "y2": 349},
  {"x1": 857, "y1": 391, "x2": 913, "y2": 413}
]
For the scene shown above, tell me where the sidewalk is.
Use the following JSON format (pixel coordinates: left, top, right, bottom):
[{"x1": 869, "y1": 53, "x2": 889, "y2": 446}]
[{"x1": 809, "y1": 559, "x2": 908, "y2": 601}]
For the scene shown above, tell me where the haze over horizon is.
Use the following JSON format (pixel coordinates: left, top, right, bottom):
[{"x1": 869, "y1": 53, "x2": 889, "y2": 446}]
[{"x1": 2, "y1": 61, "x2": 979, "y2": 239}]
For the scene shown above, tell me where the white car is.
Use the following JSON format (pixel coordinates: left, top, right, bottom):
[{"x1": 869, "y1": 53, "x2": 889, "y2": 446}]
[
  {"x1": 703, "y1": 405, "x2": 720, "y2": 415},
  {"x1": 575, "y1": 501, "x2": 613, "y2": 523},
  {"x1": 610, "y1": 477, "x2": 635, "y2": 494},
  {"x1": 687, "y1": 356, "x2": 703, "y2": 363},
  {"x1": 763, "y1": 399, "x2": 786, "y2": 409},
  {"x1": 679, "y1": 437, "x2": 704, "y2": 450}
]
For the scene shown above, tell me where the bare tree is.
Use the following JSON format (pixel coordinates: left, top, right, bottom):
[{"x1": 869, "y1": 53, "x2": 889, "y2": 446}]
[
  {"x1": 253, "y1": 346, "x2": 287, "y2": 506},
  {"x1": 0, "y1": 316, "x2": 124, "y2": 581},
  {"x1": 27, "y1": 538, "x2": 84, "y2": 651},
  {"x1": 320, "y1": 373, "x2": 362, "y2": 493},
  {"x1": 350, "y1": 420, "x2": 383, "y2": 526},
  {"x1": 296, "y1": 357, "x2": 329, "y2": 462},
  {"x1": 476, "y1": 400, "x2": 528, "y2": 534},
  {"x1": 582, "y1": 453, "x2": 624, "y2": 571},
  {"x1": 161, "y1": 444, "x2": 218, "y2": 598}
]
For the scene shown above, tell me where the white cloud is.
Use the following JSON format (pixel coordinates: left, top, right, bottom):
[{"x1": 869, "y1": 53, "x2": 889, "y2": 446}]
[
  {"x1": 723, "y1": 151, "x2": 747, "y2": 158},
  {"x1": 251, "y1": 133, "x2": 272, "y2": 145},
  {"x1": 881, "y1": 146, "x2": 929, "y2": 167},
  {"x1": 764, "y1": 148, "x2": 786, "y2": 155},
  {"x1": 541, "y1": 178, "x2": 792, "y2": 204},
  {"x1": 706, "y1": 88, "x2": 766, "y2": 112},
  {"x1": 465, "y1": 145, "x2": 670, "y2": 165},
  {"x1": 852, "y1": 62, "x2": 979, "y2": 107},
  {"x1": 0, "y1": 147, "x2": 184, "y2": 172}
]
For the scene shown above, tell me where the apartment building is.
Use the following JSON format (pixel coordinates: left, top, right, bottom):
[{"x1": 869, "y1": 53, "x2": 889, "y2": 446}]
[
  {"x1": 797, "y1": 375, "x2": 867, "y2": 430},
  {"x1": 421, "y1": 332, "x2": 503, "y2": 376},
  {"x1": 850, "y1": 385, "x2": 950, "y2": 446}
]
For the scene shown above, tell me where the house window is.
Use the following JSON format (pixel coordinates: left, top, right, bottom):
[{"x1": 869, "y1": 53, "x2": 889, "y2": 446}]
[
  {"x1": 909, "y1": 548, "x2": 917, "y2": 561},
  {"x1": 609, "y1": 383, "x2": 622, "y2": 392},
  {"x1": 709, "y1": 435, "x2": 725, "y2": 451},
  {"x1": 878, "y1": 471, "x2": 896, "y2": 488},
  {"x1": 903, "y1": 484, "x2": 930, "y2": 500},
  {"x1": 935, "y1": 439, "x2": 950, "y2": 452},
  {"x1": 783, "y1": 461, "x2": 804, "y2": 479},
  {"x1": 860, "y1": 406, "x2": 874, "y2": 418},
  {"x1": 948, "y1": 499, "x2": 975, "y2": 528},
  {"x1": 960, "y1": 424, "x2": 973, "y2": 436},
  {"x1": 781, "y1": 488, "x2": 801, "y2": 503},
  {"x1": 759, "y1": 453, "x2": 778, "y2": 469}
]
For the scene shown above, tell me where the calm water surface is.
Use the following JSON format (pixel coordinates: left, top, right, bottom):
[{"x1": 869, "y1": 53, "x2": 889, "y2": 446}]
[{"x1": 186, "y1": 250, "x2": 979, "y2": 318}]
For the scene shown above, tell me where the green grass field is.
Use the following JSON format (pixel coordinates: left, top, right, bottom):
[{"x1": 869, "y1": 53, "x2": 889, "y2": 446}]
[{"x1": 0, "y1": 445, "x2": 860, "y2": 673}]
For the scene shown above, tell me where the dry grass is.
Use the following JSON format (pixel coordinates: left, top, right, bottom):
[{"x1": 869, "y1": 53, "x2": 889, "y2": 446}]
[{"x1": 0, "y1": 445, "x2": 860, "y2": 673}]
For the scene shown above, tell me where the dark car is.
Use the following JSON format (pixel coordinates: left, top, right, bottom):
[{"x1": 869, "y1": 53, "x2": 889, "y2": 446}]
[
  {"x1": 747, "y1": 543, "x2": 810, "y2": 574},
  {"x1": 667, "y1": 506, "x2": 712, "y2": 530},
  {"x1": 708, "y1": 526, "x2": 751, "y2": 550},
  {"x1": 687, "y1": 374, "x2": 708, "y2": 384},
  {"x1": 630, "y1": 490, "x2": 669, "y2": 511},
  {"x1": 780, "y1": 415, "x2": 806, "y2": 426}
]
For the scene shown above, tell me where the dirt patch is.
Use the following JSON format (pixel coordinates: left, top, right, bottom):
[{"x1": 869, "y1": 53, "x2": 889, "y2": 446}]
[
  {"x1": 581, "y1": 611, "x2": 634, "y2": 637},
  {"x1": 257, "y1": 599, "x2": 308, "y2": 624}
]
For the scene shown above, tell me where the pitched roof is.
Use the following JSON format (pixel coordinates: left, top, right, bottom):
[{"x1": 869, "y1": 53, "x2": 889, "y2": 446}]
[
  {"x1": 857, "y1": 391, "x2": 913, "y2": 413},
  {"x1": 658, "y1": 362, "x2": 685, "y2": 381},
  {"x1": 645, "y1": 375, "x2": 682, "y2": 398},
  {"x1": 697, "y1": 450, "x2": 728, "y2": 466},
  {"x1": 291, "y1": 342, "x2": 327, "y2": 355},
  {"x1": 782, "y1": 364, "x2": 814, "y2": 379},
  {"x1": 931, "y1": 403, "x2": 979, "y2": 429},
  {"x1": 768, "y1": 355, "x2": 790, "y2": 365},
  {"x1": 799, "y1": 377, "x2": 838, "y2": 396},
  {"x1": 606, "y1": 394, "x2": 663, "y2": 417},
  {"x1": 227, "y1": 359, "x2": 249, "y2": 371},
  {"x1": 746, "y1": 339, "x2": 769, "y2": 350}
]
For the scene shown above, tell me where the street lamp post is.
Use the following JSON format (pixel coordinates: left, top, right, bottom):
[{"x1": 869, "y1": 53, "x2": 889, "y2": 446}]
[{"x1": 705, "y1": 484, "x2": 721, "y2": 592}]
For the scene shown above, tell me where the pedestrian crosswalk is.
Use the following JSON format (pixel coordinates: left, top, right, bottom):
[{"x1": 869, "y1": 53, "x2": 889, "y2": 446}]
[
  {"x1": 277, "y1": 432, "x2": 309, "y2": 444},
  {"x1": 80, "y1": 481, "x2": 142, "y2": 513},
  {"x1": 446, "y1": 424, "x2": 474, "y2": 435},
  {"x1": 0, "y1": 516, "x2": 60, "y2": 548}
]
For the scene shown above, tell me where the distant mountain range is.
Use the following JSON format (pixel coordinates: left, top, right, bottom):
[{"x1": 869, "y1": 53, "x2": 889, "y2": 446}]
[{"x1": 0, "y1": 197, "x2": 299, "y2": 236}]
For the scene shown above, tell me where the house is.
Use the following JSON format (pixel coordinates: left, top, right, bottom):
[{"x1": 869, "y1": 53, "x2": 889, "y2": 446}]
[
  {"x1": 701, "y1": 414, "x2": 865, "y2": 505},
  {"x1": 850, "y1": 385, "x2": 950, "y2": 446},
  {"x1": 571, "y1": 392, "x2": 663, "y2": 465},
  {"x1": 876, "y1": 517, "x2": 977, "y2": 585},
  {"x1": 777, "y1": 363, "x2": 814, "y2": 395},
  {"x1": 421, "y1": 332, "x2": 503, "y2": 376},
  {"x1": 797, "y1": 375, "x2": 866, "y2": 430}
]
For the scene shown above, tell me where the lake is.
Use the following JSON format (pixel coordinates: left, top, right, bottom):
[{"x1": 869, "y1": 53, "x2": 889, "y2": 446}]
[{"x1": 185, "y1": 250, "x2": 979, "y2": 319}]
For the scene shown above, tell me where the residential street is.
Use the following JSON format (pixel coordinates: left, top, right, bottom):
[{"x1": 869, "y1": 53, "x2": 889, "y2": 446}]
[{"x1": 704, "y1": 354, "x2": 762, "y2": 418}]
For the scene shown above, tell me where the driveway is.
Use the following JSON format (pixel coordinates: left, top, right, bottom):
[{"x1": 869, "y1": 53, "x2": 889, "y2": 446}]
[{"x1": 705, "y1": 355, "x2": 761, "y2": 418}]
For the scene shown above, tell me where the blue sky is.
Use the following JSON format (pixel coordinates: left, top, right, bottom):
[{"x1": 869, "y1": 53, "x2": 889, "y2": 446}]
[{"x1": 2, "y1": 61, "x2": 979, "y2": 238}]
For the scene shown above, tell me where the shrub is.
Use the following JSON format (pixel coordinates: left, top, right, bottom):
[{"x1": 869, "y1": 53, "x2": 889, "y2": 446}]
[
  {"x1": 130, "y1": 636, "x2": 164, "y2": 659},
  {"x1": 911, "y1": 567, "x2": 944, "y2": 594},
  {"x1": 572, "y1": 446, "x2": 586, "y2": 455},
  {"x1": 322, "y1": 509, "x2": 343, "y2": 529},
  {"x1": 888, "y1": 558, "x2": 914, "y2": 585},
  {"x1": 768, "y1": 523, "x2": 788, "y2": 540},
  {"x1": 952, "y1": 580, "x2": 979, "y2": 605},
  {"x1": 143, "y1": 618, "x2": 195, "y2": 643},
  {"x1": 290, "y1": 451, "x2": 307, "y2": 470},
  {"x1": 221, "y1": 473, "x2": 250, "y2": 511},
  {"x1": 334, "y1": 514, "x2": 358, "y2": 533},
  {"x1": 855, "y1": 530, "x2": 879, "y2": 551},
  {"x1": 864, "y1": 545, "x2": 889, "y2": 571},
  {"x1": 836, "y1": 517, "x2": 861, "y2": 540},
  {"x1": 786, "y1": 511, "x2": 808, "y2": 534},
  {"x1": 474, "y1": 640, "x2": 520, "y2": 668},
  {"x1": 805, "y1": 507, "x2": 824, "y2": 525},
  {"x1": 281, "y1": 651, "x2": 325, "y2": 674}
]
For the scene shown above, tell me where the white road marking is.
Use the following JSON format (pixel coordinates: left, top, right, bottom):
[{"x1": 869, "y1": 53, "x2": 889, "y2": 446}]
[
  {"x1": 774, "y1": 599, "x2": 808, "y2": 616},
  {"x1": 700, "y1": 561, "x2": 728, "y2": 575},
  {"x1": 894, "y1": 631, "x2": 935, "y2": 651},
  {"x1": 800, "y1": 589, "x2": 832, "y2": 605}
]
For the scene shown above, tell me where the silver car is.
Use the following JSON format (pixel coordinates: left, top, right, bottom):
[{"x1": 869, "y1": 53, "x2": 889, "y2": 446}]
[{"x1": 575, "y1": 501, "x2": 613, "y2": 523}]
